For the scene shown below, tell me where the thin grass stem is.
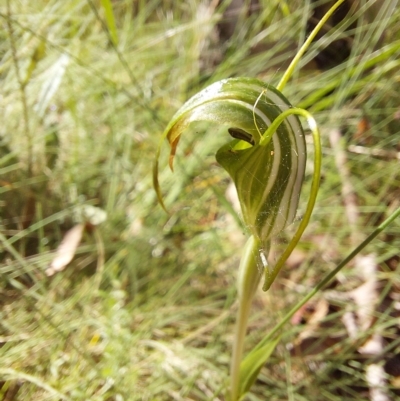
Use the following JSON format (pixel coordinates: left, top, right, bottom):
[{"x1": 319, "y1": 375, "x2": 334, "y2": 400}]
[
  {"x1": 248, "y1": 205, "x2": 400, "y2": 355},
  {"x1": 6, "y1": 0, "x2": 32, "y2": 174},
  {"x1": 277, "y1": 0, "x2": 346, "y2": 92}
]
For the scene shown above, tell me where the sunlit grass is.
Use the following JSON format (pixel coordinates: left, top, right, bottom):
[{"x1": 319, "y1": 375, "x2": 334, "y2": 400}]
[{"x1": 1, "y1": 0, "x2": 400, "y2": 399}]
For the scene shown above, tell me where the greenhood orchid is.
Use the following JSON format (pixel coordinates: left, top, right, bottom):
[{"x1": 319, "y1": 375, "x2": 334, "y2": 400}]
[
  {"x1": 152, "y1": 3, "x2": 353, "y2": 400},
  {"x1": 153, "y1": 77, "x2": 321, "y2": 291}
]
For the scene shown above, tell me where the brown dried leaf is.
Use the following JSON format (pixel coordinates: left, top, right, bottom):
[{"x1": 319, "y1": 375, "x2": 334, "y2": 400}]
[{"x1": 46, "y1": 224, "x2": 85, "y2": 276}]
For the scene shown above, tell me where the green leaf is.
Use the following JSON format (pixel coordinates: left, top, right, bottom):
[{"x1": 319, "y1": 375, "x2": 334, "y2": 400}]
[{"x1": 238, "y1": 336, "x2": 281, "y2": 399}]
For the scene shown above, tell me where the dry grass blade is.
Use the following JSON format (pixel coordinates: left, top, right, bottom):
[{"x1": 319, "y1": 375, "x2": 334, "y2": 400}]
[{"x1": 46, "y1": 224, "x2": 85, "y2": 276}]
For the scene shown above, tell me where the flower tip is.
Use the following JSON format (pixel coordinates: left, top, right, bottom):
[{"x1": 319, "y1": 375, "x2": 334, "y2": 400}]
[
  {"x1": 168, "y1": 155, "x2": 175, "y2": 171},
  {"x1": 156, "y1": 186, "x2": 169, "y2": 214},
  {"x1": 262, "y1": 280, "x2": 272, "y2": 292},
  {"x1": 153, "y1": 159, "x2": 170, "y2": 214},
  {"x1": 159, "y1": 199, "x2": 169, "y2": 214}
]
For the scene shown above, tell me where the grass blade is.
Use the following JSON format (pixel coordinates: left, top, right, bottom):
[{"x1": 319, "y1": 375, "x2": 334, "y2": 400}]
[{"x1": 100, "y1": 0, "x2": 118, "y2": 46}]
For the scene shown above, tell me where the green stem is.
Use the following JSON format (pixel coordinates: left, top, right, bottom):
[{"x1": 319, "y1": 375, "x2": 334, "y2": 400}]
[
  {"x1": 277, "y1": 0, "x2": 346, "y2": 92},
  {"x1": 260, "y1": 108, "x2": 321, "y2": 291},
  {"x1": 248, "y1": 205, "x2": 400, "y2": 355},
  {"x1": 230, "y1": 235, "x2": 262, "y2": 401}
]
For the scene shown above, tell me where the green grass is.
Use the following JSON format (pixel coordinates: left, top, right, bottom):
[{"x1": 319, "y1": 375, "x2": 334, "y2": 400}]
[{"x1": 1, "y1": 0, "x2": 400, "y2": 400}]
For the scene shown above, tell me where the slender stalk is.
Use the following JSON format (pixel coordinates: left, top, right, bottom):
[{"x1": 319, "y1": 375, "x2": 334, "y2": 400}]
[
  {"x1": 230, "y1": 235, "x2": 262, "y2": 401},
  {"x1": 277, "y1": 0, "x2": 346, "y2": 92},
  {"x1": 230, "y1": 297, "x2": 252, "y2": 401}
]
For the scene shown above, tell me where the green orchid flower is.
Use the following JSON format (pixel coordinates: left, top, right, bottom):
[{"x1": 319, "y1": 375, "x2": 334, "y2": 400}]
[
  {"x1": 152, "y1": 3, "x2": 349, "y2": 399},
  {"x1": 153, "y1": 77, "x2": 321, "y2": 291}
]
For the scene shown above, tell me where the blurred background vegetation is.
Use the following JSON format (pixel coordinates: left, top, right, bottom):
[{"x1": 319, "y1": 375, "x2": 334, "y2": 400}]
[{"x1": 1, "y1": 0, "x2": 400, "y2": 400}]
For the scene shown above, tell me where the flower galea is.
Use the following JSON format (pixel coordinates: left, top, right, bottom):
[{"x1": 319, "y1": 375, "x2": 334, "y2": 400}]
[{"x1": 154, "y1": 77, "x2": 321, "y2": 291}]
